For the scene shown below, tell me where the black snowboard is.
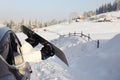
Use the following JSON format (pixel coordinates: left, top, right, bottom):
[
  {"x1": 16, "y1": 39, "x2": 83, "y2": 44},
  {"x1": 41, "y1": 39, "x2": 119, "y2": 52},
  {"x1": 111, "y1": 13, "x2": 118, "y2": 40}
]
[{"x1": 21, "y1": 25, "x2": 69, "y2": 66}]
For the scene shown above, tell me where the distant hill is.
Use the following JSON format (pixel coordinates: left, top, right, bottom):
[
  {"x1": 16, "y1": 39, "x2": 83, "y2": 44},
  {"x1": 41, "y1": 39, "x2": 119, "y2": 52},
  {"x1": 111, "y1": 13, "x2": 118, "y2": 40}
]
[{"x1": 90, "y1": 11, "x2": 120, "y2": 22}]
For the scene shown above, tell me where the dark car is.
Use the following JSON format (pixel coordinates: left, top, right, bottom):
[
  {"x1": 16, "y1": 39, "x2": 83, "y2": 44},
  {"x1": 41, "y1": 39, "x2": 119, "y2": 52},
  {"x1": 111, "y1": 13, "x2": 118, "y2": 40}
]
[{"x1": 0, "y1": 27, "x2": 32, "y2": 80}]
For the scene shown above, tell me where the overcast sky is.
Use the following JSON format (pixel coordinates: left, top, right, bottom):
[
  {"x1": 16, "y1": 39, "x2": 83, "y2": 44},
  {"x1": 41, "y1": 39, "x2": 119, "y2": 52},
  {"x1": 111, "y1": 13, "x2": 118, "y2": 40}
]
[{"x1": 0, "y1": 0, "x2": 114, "y2": 22}]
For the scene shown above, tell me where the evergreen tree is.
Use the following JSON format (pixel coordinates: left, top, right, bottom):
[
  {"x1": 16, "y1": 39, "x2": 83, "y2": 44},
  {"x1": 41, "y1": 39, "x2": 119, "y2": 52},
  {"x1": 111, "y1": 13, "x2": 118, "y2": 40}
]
[
  {"x1": 112, "y1": 1, "x2": 117, "y2": 11},
  {"x1": 107, "y1": 3, "x2": 112, "y2": 12},
  {"x1": 96, "y1": 9, "x2": 99, "y2": 14},
  {"x1": 117, "y1": 0, "x2": 120, "y2": 10}
]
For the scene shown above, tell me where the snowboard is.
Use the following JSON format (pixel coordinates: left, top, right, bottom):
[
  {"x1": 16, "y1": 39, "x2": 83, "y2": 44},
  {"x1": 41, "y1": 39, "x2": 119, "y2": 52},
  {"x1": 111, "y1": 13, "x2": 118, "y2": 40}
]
[{"x1": 21, "y1": 25, "x2": 69, "y2": 66}]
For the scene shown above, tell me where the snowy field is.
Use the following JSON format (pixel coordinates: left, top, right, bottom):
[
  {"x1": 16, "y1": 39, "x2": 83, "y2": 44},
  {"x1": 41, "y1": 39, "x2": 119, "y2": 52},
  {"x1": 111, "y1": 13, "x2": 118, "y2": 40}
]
[{"x1": 16, "y1": 19, "x2": 120, "y2": 80}]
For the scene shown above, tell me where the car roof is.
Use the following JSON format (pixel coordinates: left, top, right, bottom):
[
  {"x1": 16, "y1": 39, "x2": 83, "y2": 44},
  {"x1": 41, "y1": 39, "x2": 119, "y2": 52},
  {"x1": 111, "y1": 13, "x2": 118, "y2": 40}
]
[{"x1": 0, "y1": 27, "x2": 11, "y2": 41}]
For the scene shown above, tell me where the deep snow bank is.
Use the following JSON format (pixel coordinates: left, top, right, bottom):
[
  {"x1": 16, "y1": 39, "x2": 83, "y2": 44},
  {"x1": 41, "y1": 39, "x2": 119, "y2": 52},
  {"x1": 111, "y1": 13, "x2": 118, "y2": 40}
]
[
  {"x1": 53, "y1": 34, "x2": 120, "y2": 80},
  {"x1": 102, "y1": 33, "x2": 120, "y2": 53},
  {"x1": 28, "y1": 33, "x2": 120, "y2": 80}
]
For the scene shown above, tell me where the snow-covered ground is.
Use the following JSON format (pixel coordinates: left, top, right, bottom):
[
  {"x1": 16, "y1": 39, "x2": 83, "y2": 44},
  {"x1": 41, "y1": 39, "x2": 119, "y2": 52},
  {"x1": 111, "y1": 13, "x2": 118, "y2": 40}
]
[{"x1": 16, "y1": 18, "x2": 120, "y2": 80}]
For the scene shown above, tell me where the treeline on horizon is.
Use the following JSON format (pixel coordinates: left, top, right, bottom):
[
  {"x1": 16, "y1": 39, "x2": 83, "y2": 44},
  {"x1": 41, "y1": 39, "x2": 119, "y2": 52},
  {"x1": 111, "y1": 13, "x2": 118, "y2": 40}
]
[
  {"x1": 96, "y1": 0, "x2": 120, "y2": 14},
  {"x1": 83, "y1": 0, "x2": 120, "y2": 18}
]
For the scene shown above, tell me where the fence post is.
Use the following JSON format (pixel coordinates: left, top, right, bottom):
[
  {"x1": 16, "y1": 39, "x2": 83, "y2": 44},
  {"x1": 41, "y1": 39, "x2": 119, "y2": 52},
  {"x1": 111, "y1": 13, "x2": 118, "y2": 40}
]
[
  {"x1": 74, "y1": 31, "x2": 76, "y2": 36},
  {"x1": 97, "y1": 40, "x2": 100, "y2": 48},
  {"x1": 80, "y1": 31, "x2": 83, "y2": 37},
  {"x1": 88, "y1": 34, "x2": 90, "y2": 41},
  {"x1": 69, "y1": 32, "x2": 71, "y2": 36}
]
